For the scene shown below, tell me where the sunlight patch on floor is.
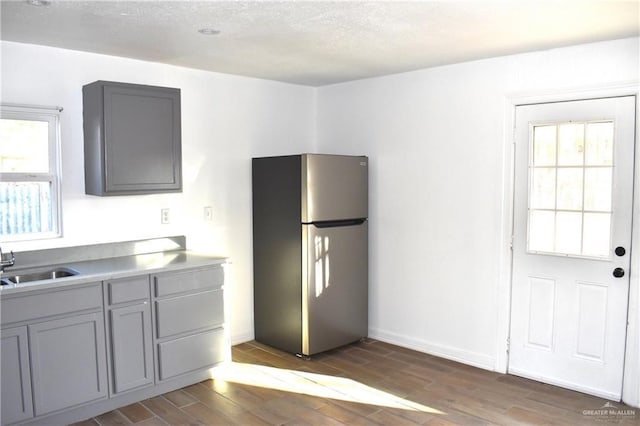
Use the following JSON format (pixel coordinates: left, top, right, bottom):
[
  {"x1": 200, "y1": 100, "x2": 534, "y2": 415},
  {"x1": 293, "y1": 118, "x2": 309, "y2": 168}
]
[{"x1": 209, "y1": 361, "x2": 445, "y2": 414}]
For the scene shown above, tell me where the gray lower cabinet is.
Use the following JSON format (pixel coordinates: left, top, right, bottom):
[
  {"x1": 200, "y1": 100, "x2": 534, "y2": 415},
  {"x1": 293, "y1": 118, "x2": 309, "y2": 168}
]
[
  {"x1": 0, "y1": 326, "x2": 33, "y2": 424},
  {"x1": 153, "y1": 266, "x2": 225, "y2": 382},
  {"x1": 0, "y1": 263, "x2": 226, "y2": 425},
  {"x1": 0, "y1": 282, "x2": 107, "y2": 424},
  {"x1": 29, "y1": 312, "x2": 108, "y2": 416},
  {"x1": 106, "y1": 276, "x2": 154, "y2": 395}
]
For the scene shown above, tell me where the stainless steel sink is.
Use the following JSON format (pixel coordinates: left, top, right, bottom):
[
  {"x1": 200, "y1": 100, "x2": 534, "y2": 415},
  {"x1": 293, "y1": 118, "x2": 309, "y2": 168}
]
[{"x1": 1, "y1": 268, "x2": 78, "y2": 285}]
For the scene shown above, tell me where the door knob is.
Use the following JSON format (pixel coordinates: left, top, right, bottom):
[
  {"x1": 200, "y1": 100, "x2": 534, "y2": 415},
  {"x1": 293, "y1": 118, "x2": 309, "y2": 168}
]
[
  {"x1": 613, "y1": 267, "x2": 625, "y2": 278},
  {"x1": 615, "y1": 246, "x2": 626, "y2": 257}
]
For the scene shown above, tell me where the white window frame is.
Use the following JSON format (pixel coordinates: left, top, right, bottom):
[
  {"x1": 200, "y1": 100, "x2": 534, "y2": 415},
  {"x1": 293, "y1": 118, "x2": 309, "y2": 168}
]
[{"x1": 0, "y1": 104, "x2": 63, "y2": 241}]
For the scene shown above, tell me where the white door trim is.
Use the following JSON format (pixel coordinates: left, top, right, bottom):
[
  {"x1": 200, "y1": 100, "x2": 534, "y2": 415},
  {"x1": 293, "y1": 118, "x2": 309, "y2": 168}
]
[{"x1": 496, "y1": 81, "x2": 640, "y2": 407}]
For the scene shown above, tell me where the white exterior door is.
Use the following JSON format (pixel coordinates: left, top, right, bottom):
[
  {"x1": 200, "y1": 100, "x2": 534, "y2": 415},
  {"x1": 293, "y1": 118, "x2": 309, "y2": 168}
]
[{"x1": 509, "y1": 96, "x2": 636, "y2": 400}]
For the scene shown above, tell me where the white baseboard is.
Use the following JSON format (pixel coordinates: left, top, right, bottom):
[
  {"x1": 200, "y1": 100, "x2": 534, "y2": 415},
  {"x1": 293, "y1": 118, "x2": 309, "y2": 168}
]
[
  {"x1": 230, "y1": 331, "x2": 254, "y2": 346},
  {"x1": 230, "y1": 326, "x2": 496, "y2": 372},
  {"x1": 368, "y1": 327, "x2": 496, "y2": 372}
]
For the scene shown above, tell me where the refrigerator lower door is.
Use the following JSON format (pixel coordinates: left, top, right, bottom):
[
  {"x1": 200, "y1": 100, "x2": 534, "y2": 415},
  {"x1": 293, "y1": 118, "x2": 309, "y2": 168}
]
[{"x1": 302, "y1": 221, "x2": 368, "y2": 355}]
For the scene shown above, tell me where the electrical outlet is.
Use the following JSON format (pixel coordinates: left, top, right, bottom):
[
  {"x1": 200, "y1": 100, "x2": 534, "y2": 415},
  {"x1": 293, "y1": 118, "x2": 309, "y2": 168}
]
[
  {"x1": 161, "y1": 208, "x2": 170, "y2": 224},
  {"x1": 204, "y1": 206, "x2": 213, "y2": 221}
]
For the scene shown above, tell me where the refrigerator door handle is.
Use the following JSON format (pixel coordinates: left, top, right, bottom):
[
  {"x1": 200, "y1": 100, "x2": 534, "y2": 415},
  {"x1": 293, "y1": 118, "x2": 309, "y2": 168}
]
[{"x1": 309, "y1": 218, "x2": 367, "y2": 228}]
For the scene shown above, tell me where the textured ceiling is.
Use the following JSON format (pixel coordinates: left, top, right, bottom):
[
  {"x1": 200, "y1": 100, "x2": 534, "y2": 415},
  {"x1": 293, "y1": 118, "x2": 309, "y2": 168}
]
[{"x1": 1, "y1": 1, "x2": 638, "y2": 86}]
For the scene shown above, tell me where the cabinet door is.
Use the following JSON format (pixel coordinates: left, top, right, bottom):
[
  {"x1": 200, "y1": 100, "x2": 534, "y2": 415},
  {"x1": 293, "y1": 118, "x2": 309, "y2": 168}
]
[
  {"x1": 103, "y1": 83, "x2": 181, "y2": 193},
  {"x1": 1, "y1": 327, "x2": 33, "y2": 425},
  {"x1": 29, "y1": 312, "x2": 108, "y2": 416},
  {"x1": 83, "y1": 81, "x2": 182, "y2": 195},
  {"x1": 110, "y1": 303, "x2": 154, "y2": 394}
]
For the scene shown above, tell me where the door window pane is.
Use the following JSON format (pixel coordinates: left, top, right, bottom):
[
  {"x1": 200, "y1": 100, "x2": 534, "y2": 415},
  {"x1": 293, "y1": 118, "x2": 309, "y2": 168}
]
[
  {"x1": 557, "y1": 123, "x2": 584, "y2": 166},
  {"x1": 531, "y1": 168, "x2": 555, "y2": 209},
  {"x1": 529, "y1": 210, "x2": 554, "y2": 253},
  {"x1": 555, "y1": 212, "x2": 582, "y2": 255},
  {"x1": 583, "y1": 213, "x2": 611, "y2": 257},
  {"x1": 556, "y1": 168, "x2": 583, "y2": 210},
  {"x1": 533, "y1": 125, "x2": 556, "y2": 166},
  {"x1": 527, "y1": 120, "x2": 614, "y2": 259},
  {"x1": 585, "y1": 122, "x2": 613, "y2": 166},
  {"x1": 584, "y1": 168, "x2": 612, "y2": 212}
]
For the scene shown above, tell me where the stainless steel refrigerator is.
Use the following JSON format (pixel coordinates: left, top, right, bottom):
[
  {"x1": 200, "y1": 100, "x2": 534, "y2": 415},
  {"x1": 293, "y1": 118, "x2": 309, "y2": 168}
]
[{"x1": 252, "y1": 154, "x2": 368, "y2": 356}]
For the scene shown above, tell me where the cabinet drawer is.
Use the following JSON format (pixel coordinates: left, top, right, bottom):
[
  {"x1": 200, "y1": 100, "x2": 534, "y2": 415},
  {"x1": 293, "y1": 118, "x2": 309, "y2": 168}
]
[
  {"x1": 154, "y1": 267, "x2": 223, "y2": 297},
  {"x1": 157, "y1": 328, "x2": 224, "y2": 381},
  {"x1": 108, "y1": 276, "x2": 149, "y2": 305},
  {"x1": 155, "y1": 289, "x2": 223, "y2": 338},
  {"x1": 1, "y1": 283, "x2": 102, "y2": 325}
]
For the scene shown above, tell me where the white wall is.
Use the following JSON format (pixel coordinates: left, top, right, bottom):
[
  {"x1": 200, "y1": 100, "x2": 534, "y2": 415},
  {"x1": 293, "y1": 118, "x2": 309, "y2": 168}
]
[
  {"x1": 316, "y1": 37, "x2": 639, "y2": 374},
  {"x1": 3, "y1": 36, "x2": 639, "y2": 405},
  {"x1": 0, "y1": 41, "x2": 316, "y2": 343}
]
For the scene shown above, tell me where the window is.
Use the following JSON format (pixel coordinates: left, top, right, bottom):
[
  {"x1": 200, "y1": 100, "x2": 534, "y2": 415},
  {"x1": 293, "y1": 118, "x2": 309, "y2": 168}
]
[
  {"x1": 0, "y1": 105, "x2": 62, "y2": 241},
  {"x1": 527, "y1": 121, "x2": 614, "y2": 258}
]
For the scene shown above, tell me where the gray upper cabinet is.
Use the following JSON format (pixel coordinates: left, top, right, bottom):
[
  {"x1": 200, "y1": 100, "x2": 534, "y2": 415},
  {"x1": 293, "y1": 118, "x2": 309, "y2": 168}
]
[{"x1": 83, "y1": 80, "x2": 182, "y2": 196}]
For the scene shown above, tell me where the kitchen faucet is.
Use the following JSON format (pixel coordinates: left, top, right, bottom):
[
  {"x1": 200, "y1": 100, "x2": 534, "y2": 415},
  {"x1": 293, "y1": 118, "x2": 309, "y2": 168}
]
[{"x1": 0, "y1": 246, "x2": 15, "y2": 273}]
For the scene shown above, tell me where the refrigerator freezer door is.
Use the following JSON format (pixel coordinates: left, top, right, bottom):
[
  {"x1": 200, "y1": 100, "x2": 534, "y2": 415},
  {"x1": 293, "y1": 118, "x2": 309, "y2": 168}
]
[
  {"x1": 302, "y1": 154, "x2": 368, "y2": 223},
  {"x1": 302, "y1": 221, "x2": 368, "y2": 355}
]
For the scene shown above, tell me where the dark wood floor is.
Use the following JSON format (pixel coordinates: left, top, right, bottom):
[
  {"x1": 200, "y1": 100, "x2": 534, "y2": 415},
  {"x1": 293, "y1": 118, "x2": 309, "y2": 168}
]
[{"x1": 74, "y1": 339, "x2": 638, "y2": 425}]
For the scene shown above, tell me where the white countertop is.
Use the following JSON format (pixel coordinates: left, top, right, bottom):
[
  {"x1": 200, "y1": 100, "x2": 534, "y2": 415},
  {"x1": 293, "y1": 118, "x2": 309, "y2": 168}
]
[{"x1": 0, "y1": 250, "x2": 227, "y2": 296}]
